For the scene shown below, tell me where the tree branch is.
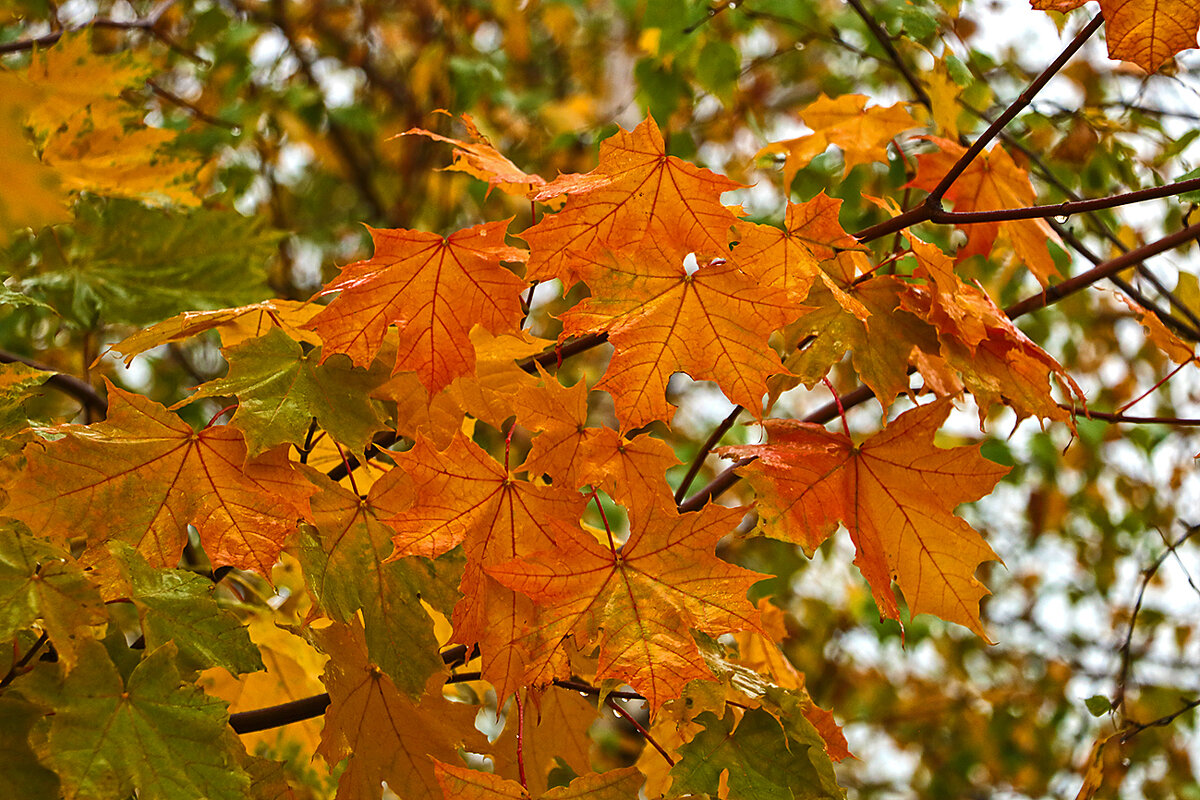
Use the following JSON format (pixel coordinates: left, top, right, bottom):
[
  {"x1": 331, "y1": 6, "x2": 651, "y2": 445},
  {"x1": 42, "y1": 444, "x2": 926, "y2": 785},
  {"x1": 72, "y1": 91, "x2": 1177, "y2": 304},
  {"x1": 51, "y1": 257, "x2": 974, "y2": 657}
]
[
  {"x1": 0, "y1": 0, "x2": 179, "y2": 55},
  {"x1": 856, "y1": 13, "x2": 1105, "y2": 244},
  {"x1": 0, "y1": 349, "x2": 107, "y2": 418}
]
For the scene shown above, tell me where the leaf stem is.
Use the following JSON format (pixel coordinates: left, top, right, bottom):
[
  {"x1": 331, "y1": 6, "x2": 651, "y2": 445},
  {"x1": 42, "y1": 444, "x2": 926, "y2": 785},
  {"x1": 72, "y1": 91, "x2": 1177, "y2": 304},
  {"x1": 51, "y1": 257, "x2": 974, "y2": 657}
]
[
  {"x1": 589, "y1": 488, "x2": 618, "y2": 556},
  {"x1": 607, "y1": 696, "x2": 675, "y2": 767},
  {"x1": 514, "y1": 690, "x2": 528, "y2": 790},
  {"x1": 821, "y1": 376, "x2": 852, "y2": 439}
]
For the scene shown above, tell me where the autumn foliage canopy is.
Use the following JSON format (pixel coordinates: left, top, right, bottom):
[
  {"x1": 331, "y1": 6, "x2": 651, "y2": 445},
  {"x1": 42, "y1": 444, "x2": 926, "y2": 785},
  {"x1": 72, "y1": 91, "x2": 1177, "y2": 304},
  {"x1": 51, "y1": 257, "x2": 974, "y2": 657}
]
[{"x1": 2, "y1": 1, "x2": 1200, "y2": 799}]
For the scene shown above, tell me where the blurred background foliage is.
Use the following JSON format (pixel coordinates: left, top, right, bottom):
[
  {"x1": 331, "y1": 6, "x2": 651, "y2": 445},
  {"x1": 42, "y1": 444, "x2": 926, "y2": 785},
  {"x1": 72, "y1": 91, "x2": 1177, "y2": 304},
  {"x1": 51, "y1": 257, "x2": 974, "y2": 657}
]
[{"x1": 3, "y1": 0, "x2": 1200, "y2": 797}]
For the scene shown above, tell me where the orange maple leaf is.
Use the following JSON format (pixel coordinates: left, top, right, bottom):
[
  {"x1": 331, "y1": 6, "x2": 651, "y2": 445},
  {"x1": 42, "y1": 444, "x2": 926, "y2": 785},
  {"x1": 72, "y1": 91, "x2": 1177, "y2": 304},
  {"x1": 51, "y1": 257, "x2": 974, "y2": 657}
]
[
  {"x1": 433, "y1": 760, "x2": 644, "y2": 800},
  {"x1": 489, "y1": 495, "x2": 767, "y2": 711},
  {"x1": 760, "y1": 94, "x2": 920, "y2": 186},
  {"x1": 382, "y1": 432, "x2": 587, "y2": 698},
  {"x1": 316, "y1": 620, "x2": 484, "y2": 800},
  {"x1": 307, "y1": 220, "x2": 528, "y2": 395},
  {"x1": 516, "y1": 370, "x2": 681, "y2": 508},
  {"x1": 5, "y1": 381, "x2": 314, "y2": 575},
  {"x1": 1031, "y1": 0, "x2": 1199, "y2": 72},
  {"x1": 372, "y1": 328, "x2": 548, "y2": 448},
  {"x1": 559, "y1": 230, "x2": 802, "y2": 430},
  {"x1": 901, "y1": 237, "x2": 1087, "y2": 423},
  {"x1": 733, "y1": 192, "x2": 863, "y2": 298},
  {"x1": 909, "y1": 137, "x2": 1062, "y2": 286},
  {"x1": 719, "y1": 399, "x2": 1009, "y2": 638},
  {"x1": 522, "y1": 116, "x2": 743, "y2": 286},
  {"x1": 777, "y1": 250, "x2": 944, "y2": 411},
  {"x1": 402, "y1": 113, "x2": 548, "y2": 196}
]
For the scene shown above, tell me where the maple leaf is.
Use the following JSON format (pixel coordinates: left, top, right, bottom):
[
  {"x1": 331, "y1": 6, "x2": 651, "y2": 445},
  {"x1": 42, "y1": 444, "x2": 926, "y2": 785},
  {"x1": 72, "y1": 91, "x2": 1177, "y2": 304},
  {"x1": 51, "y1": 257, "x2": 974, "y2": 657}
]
[
  {"x1": 383, "y1": 432, "x2": 587, "y2": 698},
  {"x1": 901, "y1": 237, "x2": 1086, "y2": 424},
  {"x1": 522, "y1": 116, "x2": 744, "y2": 286},
  {"x1": 1031, "y1": 0, "x2": 1199, "y2": 72},
  {"x1": 489, "y1": 689, "x2": 601, "y2": 794},
  {"x1": 111, "y1": 543, "x2": 263, "y2": 677},
  {"x1": 516, "y1": 370, "x2": 681, "y2": 508},
  {"x1": 0, "y1": 695, "x2": 61, "y2": 798},
  {"x1": 315, "y1": 619, "x2": 484, "y2": 800},
  {"x1": 22, "y1": 640, "x2": 250, "y2": 800},
  {"x1": 719, "y1": 399, "x2": 1009, "y2": 638},
  {"x1": 489, "y1": 495, "x2": 767, "y2": 711},
  {"x1": 760, "y1": 94, "x2": 920, "y2": 187},
  {"x1": 298, "y1": 468, "x2": 462, "y2": 697},
  {"x1": 669, "y1": 707, "x2": 844, "y2": 800},
  {"x1": 909, "y1": 137, "x2": 1062, "y2": 286},
  {"x1": 433, "y1": 760, "x2": 644, "y2": 800},
  {"x1": 198, "y1": 614, "x2": 328, "y2": 758},
  {"x1": 308, "y1": 220, "x2": 528, "y2": 395},
  {"x1": 776, "y1": 250, "x2": 943, "y2": 410},
  {"x1": 732, "y1": 192, "x2": 863, "y2": 298},
  {"x1": 14, "y1": 33, "x2": 151, "y2": 134},
  {"x1": 187, "y1": 327, "x2": 390, "y2": 455},
  {"x1": 0, "y1": 521, "x2": 105, "y2": 670},
  {"x1": 0, "y1": 77, "x2": 68, "y2": 240},
  {"x1": 108, "y1": 300, "x2": 322, "y2": 364},
  {"x1": 373, "y1": 328, "x2": 548, "y2": 449},
  {"x1": 403, "y1": 112, "x2": 548, "y2": 195},
  {"x1": 5, "y1": 381, "x2": 315, "y2": 575},
  {"x1": 559, "y1": 230, "x2": 801, "y2": 430}
]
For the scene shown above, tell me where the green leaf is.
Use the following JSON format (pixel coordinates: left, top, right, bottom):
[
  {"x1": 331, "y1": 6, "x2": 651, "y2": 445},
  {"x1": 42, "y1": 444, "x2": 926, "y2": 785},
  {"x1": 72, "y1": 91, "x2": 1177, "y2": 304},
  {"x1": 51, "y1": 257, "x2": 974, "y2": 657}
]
[
  {"x1": 9, "y1": 198, "x2": 278, "y2": 328},
  {"x1": 1178, "y1": 167, "x2": 1200, "y2": 203},
  {"x1": 112, "y1": 543, "x2": 263, "y2": 676},
  {"x1": 0, "y1": 361, "x2": 53, "y2": 435},
  {"x1": 23, "y1": 639, "x2": 250, "y2": 800},
  {"x1": 669, "y1": 708, "x2": 844, "y2": 800},
  {"x1": 189, "y1": 327, "x2": 389, "y2": 455},
  {"x1": 695, "y1": 41, "x2": 740, "y2": 105},
  {"x1": 0, "y1": 695, "x2": 60, "y2": 800},
  {"x1": 1085, "y1": 694, "x2": 1112, "y2": 717},
  {"x1": 298, "y1": 470, "x2": 463, "y2": 697},
  {"x1": 0, "y1": 521, "x2": 104, "y2": 669}
]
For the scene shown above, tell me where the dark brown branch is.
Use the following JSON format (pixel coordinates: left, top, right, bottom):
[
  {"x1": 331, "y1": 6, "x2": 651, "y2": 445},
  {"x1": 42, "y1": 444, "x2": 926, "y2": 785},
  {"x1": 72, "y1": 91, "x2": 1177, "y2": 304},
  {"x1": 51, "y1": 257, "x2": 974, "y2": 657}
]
[
  {"x1": 0, "y1": 349, "x2": 107, "y2": 417},
  {"x1": 1005, "y1": 222, "x2": 1200, "y2": 318},
  {"x1": 519, "y1": 333, "x2": 610, "y2": 374},
  {"x1": 1065, "y1": 407, "x2": 1200, "y2": 426},
  {"x1": 0, "y1": 0, "x2": 178, "y2": 55},
  {"x1": 843, "y1": 0, "x2": 931, "y2": 109},
  {"x1": 925, "y1": 176, "x2": 1200, "y2": 225},
  {"x1": 926, "y1": 14, "x2": 1103, "y2": 202},
  {"x1": 856, "y1": 13, "x2": 1105, "y2": 243},
  {"x1": 229, "y1": 693, "x2": 331, "y2": 734},
  {"x1": 1114, "y1": 525, "x2": 1200, "y2": 715},
  {"x1": 674, "y1": 405, "x2": 743, "y2": 504},
  {"x1": 1121, "y1": 697, "x2": 1200, "y2": 743},
  {"x1": 227, "y1": 675, "x2": 647, "y2": 735}
]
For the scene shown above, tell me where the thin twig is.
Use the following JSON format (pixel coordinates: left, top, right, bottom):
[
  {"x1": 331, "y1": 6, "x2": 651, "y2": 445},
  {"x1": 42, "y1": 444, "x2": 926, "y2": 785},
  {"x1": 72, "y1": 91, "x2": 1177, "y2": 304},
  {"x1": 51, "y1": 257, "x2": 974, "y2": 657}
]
[
  {"x1": 0, "y1": 632, "x2": 49, "y2": 690},
  {"x1": 1114, "y1": 525, "x2": 1200, "y2": 714}
]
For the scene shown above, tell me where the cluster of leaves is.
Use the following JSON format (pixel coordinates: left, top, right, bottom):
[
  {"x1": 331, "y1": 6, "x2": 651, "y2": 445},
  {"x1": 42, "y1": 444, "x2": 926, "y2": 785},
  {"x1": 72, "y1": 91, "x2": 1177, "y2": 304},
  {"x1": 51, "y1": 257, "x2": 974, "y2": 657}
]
[{"x1": 3, "y1": 1, "x2": 1200, "y2": 799}]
